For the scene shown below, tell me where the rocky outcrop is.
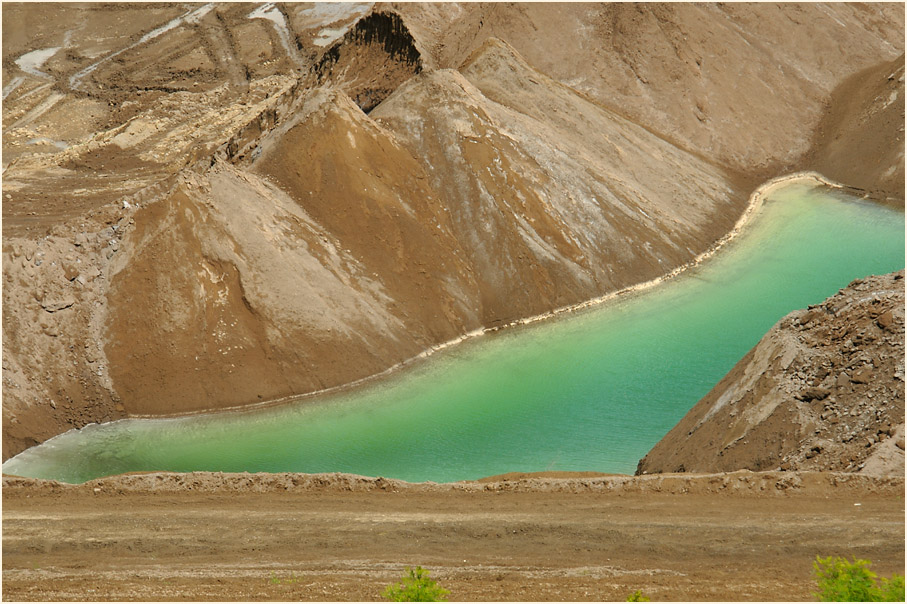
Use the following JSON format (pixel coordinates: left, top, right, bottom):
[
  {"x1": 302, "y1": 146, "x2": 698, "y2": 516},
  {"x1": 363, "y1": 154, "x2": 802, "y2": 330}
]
[
  {"x1": 637, "y1": 271, "x2": 905, "y2": 477},
  {"x1": 312, "y1": 11, "x2": 423, "y2": 112}
]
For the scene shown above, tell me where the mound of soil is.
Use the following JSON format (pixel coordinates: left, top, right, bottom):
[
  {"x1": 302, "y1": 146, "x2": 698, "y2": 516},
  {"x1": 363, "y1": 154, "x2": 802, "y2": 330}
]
[{"x1": 638, "y1": 271, "x2": 906, "y2": 476}]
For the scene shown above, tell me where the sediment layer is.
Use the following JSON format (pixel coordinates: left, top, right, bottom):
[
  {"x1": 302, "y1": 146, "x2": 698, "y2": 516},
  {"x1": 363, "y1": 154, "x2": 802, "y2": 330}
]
[{"x1": 4, "y1": 468, "x2": 903, "y2": 496}]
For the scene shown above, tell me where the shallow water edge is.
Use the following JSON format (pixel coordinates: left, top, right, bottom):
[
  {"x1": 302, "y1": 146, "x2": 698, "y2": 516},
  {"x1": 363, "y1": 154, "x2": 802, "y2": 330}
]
[
  {"x1": 123, "y1": 171, "x2": 851, "y2": 422},
  {"x1": 3, "y1": 174, "x2": 904, "y2": 483}
]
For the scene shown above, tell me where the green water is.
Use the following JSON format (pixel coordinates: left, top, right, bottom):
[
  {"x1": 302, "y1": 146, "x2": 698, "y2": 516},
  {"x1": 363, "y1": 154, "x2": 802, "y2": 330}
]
[{"x1": 4, "y1": 183, "x2": 904, "y2": 484}]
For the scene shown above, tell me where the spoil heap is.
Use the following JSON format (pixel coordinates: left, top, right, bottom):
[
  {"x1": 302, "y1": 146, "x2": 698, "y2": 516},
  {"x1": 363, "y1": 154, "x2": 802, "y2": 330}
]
[
  {"x1": 638, "y1": 271, "x2": 905, "y2": 477},
  {"x1": 2, "y1": 3, "x2": 904, "y2": 458}
]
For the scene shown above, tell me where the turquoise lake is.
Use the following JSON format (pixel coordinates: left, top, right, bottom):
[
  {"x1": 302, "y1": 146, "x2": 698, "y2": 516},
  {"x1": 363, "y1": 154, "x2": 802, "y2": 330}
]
[{"x1": 3, "y1": 182, "x2": 905, "y2": 484}]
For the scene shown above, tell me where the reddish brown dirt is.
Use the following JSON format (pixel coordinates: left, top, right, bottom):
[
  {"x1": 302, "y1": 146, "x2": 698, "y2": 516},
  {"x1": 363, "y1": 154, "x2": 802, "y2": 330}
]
[{"x1": 2, "y1": 471, "x2": 904, "y2": 602}]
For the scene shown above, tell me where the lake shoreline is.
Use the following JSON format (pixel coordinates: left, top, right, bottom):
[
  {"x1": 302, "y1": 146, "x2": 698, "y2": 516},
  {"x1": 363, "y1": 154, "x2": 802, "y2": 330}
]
[
  {"x1": 5, "y1": 174, "x2": 903, "y2": 485},
  {"x1": 117, "y1": 172, "x2": 851, "y2": 423}
]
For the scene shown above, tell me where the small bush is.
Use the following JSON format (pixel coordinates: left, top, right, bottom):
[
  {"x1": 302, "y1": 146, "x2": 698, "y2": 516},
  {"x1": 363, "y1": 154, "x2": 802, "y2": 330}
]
[
  {"x1": 626, "y1": 589, "x2": 650, "y2": 601},
  {"x1": 268, "y1": 571, "x2": 301, "y2": 585},
  {"x1": 878, "y1": 574, "x2": 906, "y2": 602},
  {"x1": 814, "y1": 556, "x2": 906, "y2": 602},
  {"x1": 383, "y1": 566, "x2": 450, "y2": 602}
]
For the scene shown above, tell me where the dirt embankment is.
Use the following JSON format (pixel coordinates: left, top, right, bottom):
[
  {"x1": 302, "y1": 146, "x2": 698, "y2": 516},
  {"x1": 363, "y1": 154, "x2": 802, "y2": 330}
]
[
  {"x1": 2, "y1": 471, "x2": 904, "y2": 601},
  {"x1": 638, "y1": 271, "x2": 906, "y2": 477},
  {"x1": 2, "y1": 3, "x2": 905, "y2": 457},
  {"x1": 805, "y1": 55, "x2": 906, "y2": 205},
  {"x1": 394, "y1": 2, "x2": 904, "y2": 178}
]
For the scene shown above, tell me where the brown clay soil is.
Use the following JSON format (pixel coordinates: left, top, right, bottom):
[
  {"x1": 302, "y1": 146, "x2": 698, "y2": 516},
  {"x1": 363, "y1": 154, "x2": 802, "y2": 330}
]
[
  {"x1": 806, "y1": 56, "x2": 906, "y2": 206},
  {"x1": 3, "y1": 471, "x2": 905, "y2": 602}
]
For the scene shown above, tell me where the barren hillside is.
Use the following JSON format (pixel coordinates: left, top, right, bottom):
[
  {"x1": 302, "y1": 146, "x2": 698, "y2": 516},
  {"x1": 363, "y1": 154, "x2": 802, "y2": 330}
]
[
  {"x1": 2, "y1": 3, "x2": 904, "y2": 458},
  {"x1": 637, "y1": 271, "x2": 906, "y2": 477},
  {"x1": 806, "y1": 55, "x2": 906, "y2": 204},
  {"x1": 393, "y1": 2, "x2": 904, "y2": 178}
]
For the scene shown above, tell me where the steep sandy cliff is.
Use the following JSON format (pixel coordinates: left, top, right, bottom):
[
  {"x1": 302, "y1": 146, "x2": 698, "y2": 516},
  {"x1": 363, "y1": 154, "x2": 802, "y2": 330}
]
[
  {"x1": 102, "y1": 37, "x2": 745, "y2": 417},
  {"x1": 637, "y1": 271, "x2": 905, "y2": 477},
  {"x1": 2, "y1": 3, "x2": 904, "y2": 458}
]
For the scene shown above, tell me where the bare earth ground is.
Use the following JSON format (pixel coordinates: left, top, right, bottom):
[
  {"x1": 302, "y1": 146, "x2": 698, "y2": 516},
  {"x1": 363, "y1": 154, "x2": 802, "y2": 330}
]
[
  {"x1": 638, "y1": 271, "x2": 906, "y2": 477},
  {"x1": 2, "y1": 2, "x2": 904, "y2": 459},
  {"x1": 2, "y1": 471, "x2": 904, "y2": 602},
  {"x1": 2, "y1": 5, "x2": 905, "y2": 602}
]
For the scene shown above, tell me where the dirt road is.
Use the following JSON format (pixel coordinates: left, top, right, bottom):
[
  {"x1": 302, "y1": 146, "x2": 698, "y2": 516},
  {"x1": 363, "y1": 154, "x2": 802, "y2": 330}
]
[{"x1": 3, "y1": 471, "x2": 903, "y2": 601}]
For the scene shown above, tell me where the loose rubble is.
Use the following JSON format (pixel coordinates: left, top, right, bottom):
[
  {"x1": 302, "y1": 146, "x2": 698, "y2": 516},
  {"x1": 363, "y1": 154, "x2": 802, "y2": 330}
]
[{"x1": 638, "y1": 271, "x2": 905, "y2": 476}]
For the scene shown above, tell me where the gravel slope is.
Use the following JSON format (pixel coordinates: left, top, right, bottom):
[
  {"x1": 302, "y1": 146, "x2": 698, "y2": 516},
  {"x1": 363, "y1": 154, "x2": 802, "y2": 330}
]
[{"x1": 638, "y1": 271, "x2": 905, "y2": 477}]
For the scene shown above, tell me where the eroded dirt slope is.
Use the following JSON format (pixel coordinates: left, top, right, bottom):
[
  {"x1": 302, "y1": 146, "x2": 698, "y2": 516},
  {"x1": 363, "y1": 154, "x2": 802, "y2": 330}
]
[
  {"x1": 807, "y1": 55, "x2": 906, "y2": 204},
  {"x1": 393, "y1": 2, "x2": 905, "y2": 176},
  {"x1": 100, "y1": 36, "x2": 748, "y2": 417},
  {"x1": 2, "y1": 3, "x2": 905, "y2": 458},
  {"x1": 637, "y1": 271, "x2": 906, "y2": 477}
]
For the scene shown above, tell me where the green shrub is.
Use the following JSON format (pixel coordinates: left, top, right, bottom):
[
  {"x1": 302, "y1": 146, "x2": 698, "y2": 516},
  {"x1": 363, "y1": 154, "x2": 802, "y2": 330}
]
[
  {"x1": 878, "y1": 574, "x2": 906, "y2": 602},
  {"x1": 383, "y1": 566, "x2": 450, "y2": 602},
  {"x1": 626, "y1": 589, "x2": 650, "y2": 601},
  {"x1": 813, "y1": 556, "x2": 906, "y2": 602},
  {"x1": 268, "y1": 571, "x2": 301, "y2": 585}
]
